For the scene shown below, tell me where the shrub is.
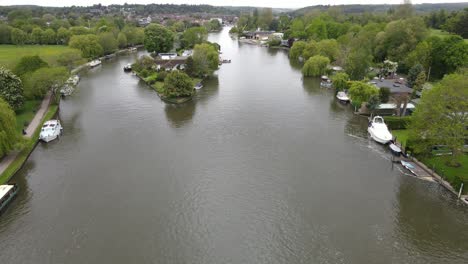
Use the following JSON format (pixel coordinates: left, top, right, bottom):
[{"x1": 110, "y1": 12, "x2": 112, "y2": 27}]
[
  {"x1": 156, "y1": 71, "x2": 167, "y2": 82},
  {"x1": 145, "y1": 73, "x2": 158, "y2": 85},
  {"x1": 379, "y1": 87, "x2": 391, "y2": 103},
  {"x1": 140, "y1": 69, "x2": 150, "y2": 78},
  {"x1": 384, "y1": 116, "x2": 411, "y2": 130}
]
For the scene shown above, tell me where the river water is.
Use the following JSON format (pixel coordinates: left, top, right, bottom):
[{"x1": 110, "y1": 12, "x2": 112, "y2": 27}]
[{"x1": 1, "y1": 27, "x2": 467, "y2": 263}]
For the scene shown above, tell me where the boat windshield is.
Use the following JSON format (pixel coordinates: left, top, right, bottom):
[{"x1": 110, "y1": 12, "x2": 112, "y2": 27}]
[{"x1": 374, "y1": 118, "x2": 384, "y2": 123}]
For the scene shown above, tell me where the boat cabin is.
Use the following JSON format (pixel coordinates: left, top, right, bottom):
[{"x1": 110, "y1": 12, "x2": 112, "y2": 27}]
[{"x1": 0, "y1": 184, "x2": 18, "y2": 212}]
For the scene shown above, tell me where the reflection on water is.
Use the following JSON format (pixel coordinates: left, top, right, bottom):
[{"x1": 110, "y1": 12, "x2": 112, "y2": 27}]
[{"x1": 164, "y1": 101, "x2": 196, "y2": 128}]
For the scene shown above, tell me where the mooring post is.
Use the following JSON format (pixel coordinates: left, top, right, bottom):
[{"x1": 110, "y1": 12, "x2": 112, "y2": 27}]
[{"x1": 459, "y1": 183, "x2": 464, "y2": 198}]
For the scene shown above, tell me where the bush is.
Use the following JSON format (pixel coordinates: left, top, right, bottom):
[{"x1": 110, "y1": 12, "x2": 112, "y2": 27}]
[
  {"x1": 156, "y1": 71, "x2": 167, "y2": 82},
  {"x1": 140, "y1": 69, "x2": 150, "y2": 78},
  {"x1": 379, "y1": 87, "x2": 391, "y2": 103},
  {"x1": 145, "y1": 73, "x2": 158, "y2": 85},
  {"x1": 268, "y1": 38, "x2": 281, "y2": 47},
  {"x1": 384, "y1": 116, "x2": 411, "y2": 130}
]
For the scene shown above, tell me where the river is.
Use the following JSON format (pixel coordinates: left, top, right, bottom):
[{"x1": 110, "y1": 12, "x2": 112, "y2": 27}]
[{"x1": 1, "y1": 27, "x2": 467, "y2": 264}]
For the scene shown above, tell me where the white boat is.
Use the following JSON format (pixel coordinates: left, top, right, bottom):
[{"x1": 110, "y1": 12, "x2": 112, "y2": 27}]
[
  {"x1": 128, "y1": 47, "x2": 137, "y2": 52},
  {"x1": 320, "y1": 75, "x2": 332, "y2": 88},
  {"x1": 368, "y1": 116, "x2": 393, "y2": 144},
  {"x1": 0, "y1": 184, "x2": 18, "y2": 212},
  {"x1": 66, "y1": 75, "x2": 80, "y2": 86},
  {"x1": 194, "y1": 82, "x2": 203, "y2": 90},
  {"x1": 123, "y1": 63, "x2": 132, "y2": 72},
  {"x1": 89, "y1": 59, "x2": 102, "y2": 68},
  {"x1": 389, "y1": 143, "x2": 402, "y2": 156},
  {"x1": 336, "y1": 91, "x2": 350, "y2": 102},
  {"x1": 39, "y1": 120, "x2": 63, "y2": 143},
  {"x1": 401, "y1": 160, "x2": 417, "y2": 175}
]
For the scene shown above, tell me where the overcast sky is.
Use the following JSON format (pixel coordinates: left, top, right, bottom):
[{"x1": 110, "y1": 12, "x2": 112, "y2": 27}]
[{"x1": 0, "y1": 0, "x2": 465, "y2": 9}]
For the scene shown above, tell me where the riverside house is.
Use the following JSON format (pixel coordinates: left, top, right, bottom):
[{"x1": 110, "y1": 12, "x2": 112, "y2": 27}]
[
  {"x1": 154, "y1": 53, "x2": 188, "y2": 71},
  {"x1": 369, "y1": 78, "x2": 415, "y2": 116}
]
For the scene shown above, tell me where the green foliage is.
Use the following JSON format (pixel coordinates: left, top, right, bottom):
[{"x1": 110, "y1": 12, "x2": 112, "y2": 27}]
[
  {"x1": 69, "y1": 34, "x2": 103, "y2": 59},
  {"x1": 0, "y1": 67, "x2": 24, "y2": 110},
  {"x1": 56, "y1": 49, "x2": 85, "y2": 70},
  {"x1": 205, "y1": 19, "x2": 222, "y2": 31},
  {"x1": 11, "y1": 28, "x2": 27, "y2": 45},
  {"x1": 144, "y1": 24, "x2": 174, "y2": 54},
  {"x1": 13, "y1": 55, "x2": 48, "y2": 77},
  {"x1": 117, "y1": 32, "x2": 127, "y2": 48},
  {"x1": 302, "y1": 40, "x2": 318, "y2": 61},
  {"x1": 163, "y1": 70, "x2": 194, "y2": 98},
  {"x1": 0, "y1": 24, "x2": 12, "y2": 44},
  {"x1": 331, "y1": 72, "x2": 350, "y2": 91},
  {"x1": 24, "y1": 67, "x2": 68, "y2": 99},
  {"x1": 366, "y1": 95, "x2": 381, "y2": 113},
  {"x1": 410, "y1": 73, "x2": 468, "y2": 164},
  {"x1": 181, "y1": 27, "x2": 207, "y2": 49},
  {"x1": 289, "y1": 41, "x2": 307, "y2": 61},
  {"x1": 0, "y1": 98, "x2": 19, "y2": 158},
  {"x1": 407, "y1": 64, "x2": 424, "y2": 87},
  {"x1": 345, "y1": 48, "x2": 373, "y2": 80},
  {"x1": 348, "y1": 81, "x2": 379, "y2": 106},
  {"x1": 31, "y1": 27, "x2": 43, "y2": 44},
  {"x1": 42, "y1": 28, "x2": 56, "y2": 44},
  {"x1": 302, "y1": 55, "x2": 330, "y2": 77},
  {"x1": 191, "y1": 43, "x2": 219, "y2": 77},
  {"x1": 57, "y1": 27, "x2": 71, "y2": 44},
  {"x1": 122, "y1": 26, "x2": 144, "y2": 46},
  {"x1": 98, "y1": 32, "x2": 118, "y2": 55},
  {"x1": 229, "y1": 27, "x2": 238, "y2": 34},
  {"x1": 132, "y1": 55, "x2": 154, "y2": 74},
  {"x1": 442, "y1": 8, "x2": 468, "y2": 38},
  {"x1": 384, "y1": 116, "x2": 411, "y2": 130},
  {"x1": 268, "y1": 38, "x2": 281, "y2": 47},
  {"x1": 156, "y1": 71, "x2": 167, "y2": 82},
  {"x1": 306, "y1": 18, "x2": 328, "y2": 41},
  {"x1": 379, "y1": 87, "x2": 391, "y2": 103},
  {"x1": 317, "y1": 39, "x2": 340, "y2": 62}
]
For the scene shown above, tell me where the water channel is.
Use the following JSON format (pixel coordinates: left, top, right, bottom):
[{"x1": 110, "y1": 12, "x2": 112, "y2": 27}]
[{"x1": 1, "y1": 27, "x2": 468, "y2": 263}]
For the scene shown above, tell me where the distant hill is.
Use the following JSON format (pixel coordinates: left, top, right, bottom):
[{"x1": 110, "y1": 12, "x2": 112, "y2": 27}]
[{"x1": 292, "y1": 3, "x2": 468, "y2": 16}]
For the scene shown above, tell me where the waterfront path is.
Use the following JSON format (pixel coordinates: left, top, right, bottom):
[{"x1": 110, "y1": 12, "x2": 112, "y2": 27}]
[{"x1": 0, "y1": 91, "x2": 52, "y2": 178}]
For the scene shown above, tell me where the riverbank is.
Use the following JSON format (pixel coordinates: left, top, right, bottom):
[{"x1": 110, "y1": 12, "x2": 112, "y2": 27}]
[{"x1": 0, "y1": 93, "x2": 58, "y2": 184}]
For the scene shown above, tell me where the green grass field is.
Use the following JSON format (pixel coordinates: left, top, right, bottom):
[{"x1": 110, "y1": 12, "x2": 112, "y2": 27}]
[
  {"x1": 430, "y1": 29, "x2": 468, "y2": 43},
  {"x1": 392, "y1": 129, "x2": 410, "y2": 146},
  {"x1": 0, "y1": 45, "x2": 76, "y2": 69}
]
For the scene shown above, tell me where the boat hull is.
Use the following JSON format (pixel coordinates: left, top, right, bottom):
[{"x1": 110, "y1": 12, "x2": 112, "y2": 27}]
[
  {"x1": 368, "y1": 128, "x2": 391, "y2": 144},
  {"x1": 0, "y1": 185, "x2": 18, "y2": 213}
]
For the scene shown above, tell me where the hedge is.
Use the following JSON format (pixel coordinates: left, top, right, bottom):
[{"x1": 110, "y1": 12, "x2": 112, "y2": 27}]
[{"x1": 384, "y1": 116, "x2": 411, "y2": 130}]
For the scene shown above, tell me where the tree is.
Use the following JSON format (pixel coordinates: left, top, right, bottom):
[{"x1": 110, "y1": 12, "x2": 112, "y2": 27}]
[
  {"x1": 443, "y1": 8, "x2": 468, "y2": 38},
  {"x1": 306, "y1": 18, "x2": 328, "y2": 41},
  {"x1": 412, "y1": 71, "x2": 426, "y2": 98},
  {"x1": 24, "y1": 67, "x2": 68, "y2": 99},
  {"x1": 379, "y1": 87, "x2": 391, "y2": 103},
  {"x1": 57, "y1": 27, "x2": 71, "y2": 44},
  {"x1": 410, "y1": 74, "x2": 468, "y2": 166},
  {"x1": 163, "y1": 71, "x2": 194, "y2": 98},
  {"x1": 98, "y1": 32, "x2": 118, "y2": 55},
  {"x1": 407, "y1": 64, "x2": 424, "y2": 88},
  {"x1": 191, "y1": 43, "x2": 219, "y2": 77},
  {"x1": 289, "y1": 19, "x2": 307, "y2": 39},
  {"x1": 258, "y1": 8, "x2": 273, "y2": 30},
  {"x1": 14, "y1": 55, "x2": 48, "y2": 77},
  {"x1": 117, "y1": 32, "x2": 127, "y2": 48},
  {"x1": 42, "y1": 28, "x2": 56, "y2": 44},
  {"x1": 0, "y1": 98, "x2": 19, "y2": 158},
  {"x1": 302, "y1": 55, "x2": 330, "y2": 77},
  {"x1": 331, "y1": 72, "x2": 350, "y2": 91},
  {"x1": 69, "y1": 34, "x2": 103, "y2": 59},
  {"x1": 345, "y1": 48, "x2": 373, "y2": 80},
  {"x1": 144, "y1": 24, "x2": 174, "y2": 54},
  {"x1": 181, "y1": 27, "x2": 207, "y2": 49},
  {"x1": 348, "y1": 81, "x2": 379, "y2": 107},
  {"x1": 31, "y1": 27, "x2": 43, "y2": 44},
  {"x1": 57, "y1": 49, "x2": 85, "y2": 70},
  {"x1": 0, "y1": 24, "x2": 12, "y2": 44},
  {"x1": 0, "y1": 67, "x2": 24, "y2": 110},
  {"x1": 11, "y1": 28, "x2": 27, "y2": 45},
  {"x1": 289, "y1": 41, "x2": 307, "y2": 61},
  {"x1": 317, "y1": 39, "x2": 340, "y2": 62},
  {"x1": 302, "y1": 40, "x2": 318, "y2": 61}
]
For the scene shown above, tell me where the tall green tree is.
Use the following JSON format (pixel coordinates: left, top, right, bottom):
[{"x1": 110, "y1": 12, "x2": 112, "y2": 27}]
[
  {"x1": 57, "y1": 27, "x2": 71, "y2": 44},
  {"x1": 42, "y1": 28, "x2": 56, "y2": 44},
  {"x1": 191, "y1": 43, "x2": 219, "y2": 77},
  {"x1": 0, "y1": 24, "x2": 12, "y2": 44},
  {"x1": 317, "y1": 39, "x2": 340, "y2": 62},
  {"x1": 0, "y1": 67, "x2": 24, "y2": 110},
  {"x1": 57, "y1": 49, "x2": 85, "y2": 70},
  {"x1": 181, "y1": 27, "x2": 207, "y2": 49},
  {"x1": 11, "y1": 28, "x2": 27, "y2": 45},
  {"x1": 410, "y1": 73, "x2": 468, "y2": 166},
  {"x1": 289, "y1": 41, "x2": 307, "y2": 61},
  {"x1": 69, "y1": 34, "x2": 103, "y2": 59},
  {"x1": 13, "y1": 55, "x2": 48, "y2": 77},
  {"x1": 144, "y1": 24, "x2": 174, "y2": 54},
  {"x1": 302, "y1": 55, "x2": 330, "y2": 77},
  {"x1": 24, "y1": 67, "x2": 68, "y2": 99},
  {"x1": 331, "y1": 72, "x2": 350, "y2": 91},
  {"x1": 117, "y1": 32, "x2": 127, "y2": 48},
  {"x1": 163, "y1": 71, "x2": 194, "y2": 98},
  {"x1": 345, "y1": 48, "x2": 373, "y2": 80},
  {"x1": 348, "y1": 81, "x2": 379, "y2": 107},
  {"x1": 0, "y1": 98, "x2": 19, "y2": 158},
  {"x1": 98, "y1": 32, "x2": 118, "y2": 54}
]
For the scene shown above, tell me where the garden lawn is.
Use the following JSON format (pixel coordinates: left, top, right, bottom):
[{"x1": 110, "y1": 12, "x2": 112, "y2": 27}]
[
  {"x1": 423, "y1": 154, "x2": 468, "y2": 194},
  {"x1": 0, "y1": 45, "x2": 77, "y2": 69},
  {"x1": 15, "y1": 100, "x2": 41, "y2": 133}
]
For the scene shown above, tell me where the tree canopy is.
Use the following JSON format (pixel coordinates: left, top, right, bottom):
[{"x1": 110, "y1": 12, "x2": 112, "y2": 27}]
[
  {"x1": 302, "y1": 55, "x2": 330, "y2": 77},
  {"x1": 144, "y1": 24, "x2": 174, "y2": 54},
  {"x1": 69, "y1": 34, "x2": 103, "y2": 59},
  {"x1": 409, "y1": 73, "x2": 468, "y2": 165},
  {"x1": 0, "y1": 98, "x2": 19, "y2": 158},
  {"x1": 181, "y1": 27, "x2": 207, "y2": 49},
  {"x1": 13, "y1": 55, "x2": 48, "y2": 77},
  {"x1": 348, "y1": 81, "x2": 379, "y2": 106},
  {"x1": 163, "y1": 71, "x2": 194, "y2": 98},
  {"x1": 191, "y1": 43, "x2": 219, "y2": 77},
  {"x1": 0, "y1": 67, "x2": 24, "y2": 110}
]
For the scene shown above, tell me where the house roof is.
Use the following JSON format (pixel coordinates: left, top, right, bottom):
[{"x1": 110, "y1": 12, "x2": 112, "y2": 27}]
[
  {"x1": 370, "y1": 79, "x2": 413, "y2": 94},
  {"x1": 154, "y1": 57, "x2": 188, "y2": 68}
]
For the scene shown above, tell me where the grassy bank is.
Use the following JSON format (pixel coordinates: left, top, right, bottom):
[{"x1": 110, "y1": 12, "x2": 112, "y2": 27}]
[
  {"x1": 393, "y1": 128, "x2": 468, "y2": 194},
  {"x1": 0, "y1": 45, "x2": 76, "y2": 69},
  {"x1": 0, "y1": 105, "x2": 58, "y2": 184},
  {"x1": 15, "y1": 100, "x2": 41, "y2": 133}
]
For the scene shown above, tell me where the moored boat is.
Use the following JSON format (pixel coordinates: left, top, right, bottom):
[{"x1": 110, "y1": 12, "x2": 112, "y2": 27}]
[
  {"x1": 320, "y1": 75, "x2": 332, "y2": 88},
  {"x1": 67, "y1": 75, "x2": 80, "y2": 86},
  {"x1": 39, "y1": 120, "x2": 63, "y2": 143},
  {"x1": 89, "y1": 59, "x2": 102, "y2": 68},
  {"x1": 194, "y1": 82, "x2": 203, "y2": 90},
  {"x1": 123, "y1": 63, "x2": 132, "y2": 72},
  {"x1": 389, "y1": 143, "x2": 402, "y2": 156},
  {"x1": 368, "y1": 116, "x2": 393, "y2": 144},
  {"x1": 401, "y1": 160, "x2": 417, "y2": 176},
  {"x1": 336, "y1": 91, "x2": 350, "y2": 102},
  {"x1": 0, "y1": 184, "x2": 19, "y2": 213}
]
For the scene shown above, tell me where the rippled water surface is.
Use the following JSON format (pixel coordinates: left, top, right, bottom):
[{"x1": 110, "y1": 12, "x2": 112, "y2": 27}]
[{"x1": 1, "y1": 28, "x2": 468, "y2": 264}]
